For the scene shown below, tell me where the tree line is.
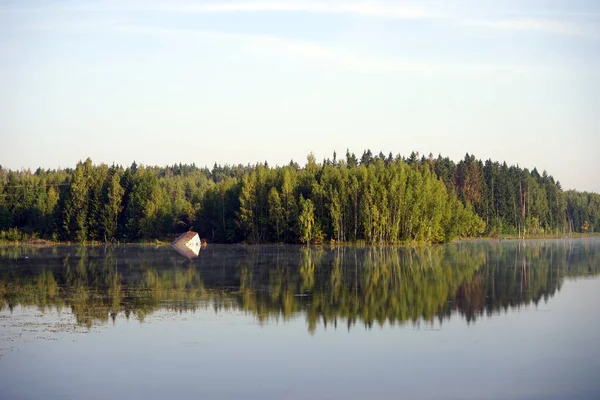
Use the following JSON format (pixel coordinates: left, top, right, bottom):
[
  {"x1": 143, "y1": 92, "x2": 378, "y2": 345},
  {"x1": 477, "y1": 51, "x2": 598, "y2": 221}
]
[{"x1": 0, "y1": 150, "x2": 598, "y2": 243}]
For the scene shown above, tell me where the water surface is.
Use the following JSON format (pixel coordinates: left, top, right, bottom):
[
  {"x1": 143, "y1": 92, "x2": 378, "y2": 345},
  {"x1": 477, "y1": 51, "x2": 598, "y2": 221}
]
[{"x1": 1, "y1": 239, "x2": 599, "y2": 399}]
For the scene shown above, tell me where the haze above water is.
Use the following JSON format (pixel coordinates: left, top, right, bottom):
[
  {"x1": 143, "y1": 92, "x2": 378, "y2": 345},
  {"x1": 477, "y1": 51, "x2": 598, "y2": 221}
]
[{"x1": 1, "y1": 239, "x2": 599, "y2": 400}]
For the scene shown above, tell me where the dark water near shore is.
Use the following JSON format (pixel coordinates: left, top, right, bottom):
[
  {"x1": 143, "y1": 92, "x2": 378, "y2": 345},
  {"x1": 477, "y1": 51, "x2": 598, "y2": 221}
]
[{"x1": 1, "y1": 239, "x2": 599, "y2": 400}]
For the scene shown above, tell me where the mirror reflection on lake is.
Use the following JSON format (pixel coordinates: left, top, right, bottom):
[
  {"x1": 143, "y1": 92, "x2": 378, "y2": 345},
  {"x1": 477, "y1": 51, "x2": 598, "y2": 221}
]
[{"x1": 1, "y1": 238, "x2": 599, "y2": 400}]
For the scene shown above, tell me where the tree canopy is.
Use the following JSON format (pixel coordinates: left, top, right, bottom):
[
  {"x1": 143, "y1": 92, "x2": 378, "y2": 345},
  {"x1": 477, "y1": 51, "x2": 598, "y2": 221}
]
[{"x1": 0, "y1": 151, "x2": 598, "y2": 243}]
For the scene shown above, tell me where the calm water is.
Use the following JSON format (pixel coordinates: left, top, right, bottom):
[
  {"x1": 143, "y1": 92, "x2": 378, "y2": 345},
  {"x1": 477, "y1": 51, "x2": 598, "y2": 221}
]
[{"x1": 1, "y1": 239, "x2": 599, "y2": 400}]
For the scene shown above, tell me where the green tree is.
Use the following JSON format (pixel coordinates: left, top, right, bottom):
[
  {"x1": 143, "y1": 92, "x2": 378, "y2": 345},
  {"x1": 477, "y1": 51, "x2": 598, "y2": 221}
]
[
  {"x1": 268, "y1": 187, "x2": 283, "y2": 242},
  {"x1": 101, "y1": 170, "x2": 124, "y2": 241},
  {"x1": 124, "y1": 167, "x2": 166, "y2": 240},
  {"x1": 298, "y1": 195, "x2": 315, "y2": 244},
  {"x1": 237, "y1": 174, "x2": 257, "y2": 241},
  {"x1": 63, "y1": 158, "x2": 93, "y2": 242}
]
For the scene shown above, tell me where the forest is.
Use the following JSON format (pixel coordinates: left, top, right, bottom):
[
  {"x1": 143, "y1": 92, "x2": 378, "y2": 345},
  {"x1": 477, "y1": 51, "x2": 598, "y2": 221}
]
[{"x1": 0, "y1": 150, "x2": 598, "y2": 243}]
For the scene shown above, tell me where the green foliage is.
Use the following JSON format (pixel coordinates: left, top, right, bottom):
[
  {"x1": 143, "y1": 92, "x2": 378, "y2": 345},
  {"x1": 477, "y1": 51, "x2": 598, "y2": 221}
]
[
  {"x1": 565, "y1": 191, "x2": 600, "y2": 234},
  {"x1": 0, "y1": 152, "x2": 597, "y2": 243},
  {"x1": 298, "y1": 195, "x2": 316, "y2": 244},
  {"x1": 0, "y1": 227, "x2": 23, "y2": 241},
  {"x1": 101, "y1": 170, "x2": 124, "y2": 241},
  {"x1": 237, "y1": 174, "x2": 257, "y2": 241},
  {"x1": 125, "y1": 168, "x2": 169, "y2": 240},
  {"x1": 63, "y1": 158, "x2": 93, "y2": 242},
  {"x1": 267, "y1": 187, "x2": 283, "y2": 242}
]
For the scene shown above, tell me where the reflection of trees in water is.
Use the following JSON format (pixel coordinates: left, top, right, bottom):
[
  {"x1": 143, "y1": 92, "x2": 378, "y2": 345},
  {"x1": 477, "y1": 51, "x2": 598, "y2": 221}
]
[
  {"x1": 454, "y1": 239, "x2": 600, "y2": 323},
  {"x1": 0, "y1": 245, "x2": 216, "y2": 327},
  {"x1": 0, "y1": 239, "x2": 598, "y2": 331},
  {"x1": 237, "y1": 245, "x2": 486, "y2": 333}
]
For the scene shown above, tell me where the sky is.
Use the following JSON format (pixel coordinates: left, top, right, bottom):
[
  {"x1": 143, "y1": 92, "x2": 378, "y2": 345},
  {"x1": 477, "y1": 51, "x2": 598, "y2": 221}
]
[{"x1": 1, "y1": 0, "x2": 599, "y2": 192}]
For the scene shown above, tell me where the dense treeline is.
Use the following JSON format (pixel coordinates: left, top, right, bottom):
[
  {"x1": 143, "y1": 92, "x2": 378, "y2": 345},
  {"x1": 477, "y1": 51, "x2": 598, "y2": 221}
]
[
  {"x1": 0, "y1": 151, "x2": 598, "y2": 243},
  {"x1": 435, "y1": 153, "x2": 599, "y2": 237}
]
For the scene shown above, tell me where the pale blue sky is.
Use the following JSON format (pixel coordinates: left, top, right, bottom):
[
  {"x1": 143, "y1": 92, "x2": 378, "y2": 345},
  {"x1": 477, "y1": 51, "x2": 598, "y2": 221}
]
[{"x1": 1, "y1": 0, "x2": 599, "y2": 192}]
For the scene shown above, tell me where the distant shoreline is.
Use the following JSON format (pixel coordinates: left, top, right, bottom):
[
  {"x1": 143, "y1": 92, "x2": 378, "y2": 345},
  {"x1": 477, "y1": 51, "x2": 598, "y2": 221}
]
[{"x1": 1, "y1": 234, "x2": 598, "y2": 248}]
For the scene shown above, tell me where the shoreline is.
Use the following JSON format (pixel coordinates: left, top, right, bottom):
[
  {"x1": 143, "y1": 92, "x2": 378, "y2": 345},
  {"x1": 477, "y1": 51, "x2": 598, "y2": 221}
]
[{"x1": 1, "y1": 233, "x2": 598, "y2": 248}]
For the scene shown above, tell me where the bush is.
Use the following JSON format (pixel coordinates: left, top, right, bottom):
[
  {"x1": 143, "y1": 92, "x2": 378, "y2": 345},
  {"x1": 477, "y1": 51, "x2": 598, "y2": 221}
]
[{"x1": 0, "y1": 227, "x2": 23, "y2": 242}]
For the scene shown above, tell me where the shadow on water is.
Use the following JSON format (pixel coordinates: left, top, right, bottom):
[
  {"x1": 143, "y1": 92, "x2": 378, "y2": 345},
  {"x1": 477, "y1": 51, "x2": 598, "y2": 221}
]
[{"x1": 0, "y1": 238, "x2": 598, "y2": 333}]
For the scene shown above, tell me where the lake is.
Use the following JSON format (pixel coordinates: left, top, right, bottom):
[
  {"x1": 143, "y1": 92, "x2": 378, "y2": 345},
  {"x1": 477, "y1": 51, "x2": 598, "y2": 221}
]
[{"x1": 1, "y1": 238, "x2": 599, "y2": 400}]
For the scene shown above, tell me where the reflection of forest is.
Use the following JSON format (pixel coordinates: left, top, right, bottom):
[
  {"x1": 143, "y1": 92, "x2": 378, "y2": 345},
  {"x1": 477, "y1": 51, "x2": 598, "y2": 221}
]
[{"x1": 1, "y1": 240, "x2": 598, "y2": 332}]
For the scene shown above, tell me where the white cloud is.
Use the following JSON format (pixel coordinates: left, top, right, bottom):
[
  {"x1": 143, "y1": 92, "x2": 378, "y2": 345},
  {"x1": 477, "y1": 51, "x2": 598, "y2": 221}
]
[
  {"x1": 152, "y1": 0, "x2": 444, "y2": 19},
  {"x1": 2, "y1": 10, "x2": 542, "y2": 76},
  {"x1": 461, "y1": 17, "x2": 597, "y2": 37},
  {"x1": 114, "y1": 23, "x2": 538, "y2": 75},
  {"x1": 1, "y1": 1, "x2": 445, "y2": 20},
  {"x1": 66, "y1": 0, "x2": 446, "y2": 19},
  {"x1": 3, "y1": 1, "x2": 598, "y2": 38}
]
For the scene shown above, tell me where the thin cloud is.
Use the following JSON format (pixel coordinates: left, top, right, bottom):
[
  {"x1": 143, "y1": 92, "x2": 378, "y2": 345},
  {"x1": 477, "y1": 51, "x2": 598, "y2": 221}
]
[
  {"x1": 3, "y1": 1, "x2": 598, "y2": 38},
  {"x1": 4, "y1": 13, "x2": 543, "y2": 75},
  {"x1": 462, "y1": 17, "x2": 597, "y2": 37},
  {"x1": 115, "y1": 23, "x2": 538, "y2": 75},
  {"x1": 2, "y1": 1, "x2": 446, "y2": 20},
  {"x1": 139, "y1": 1, "x2": 445, "y2": 19},
  {"x1": 506, "y1": 9, "x2": 600, "y2": 19}
]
